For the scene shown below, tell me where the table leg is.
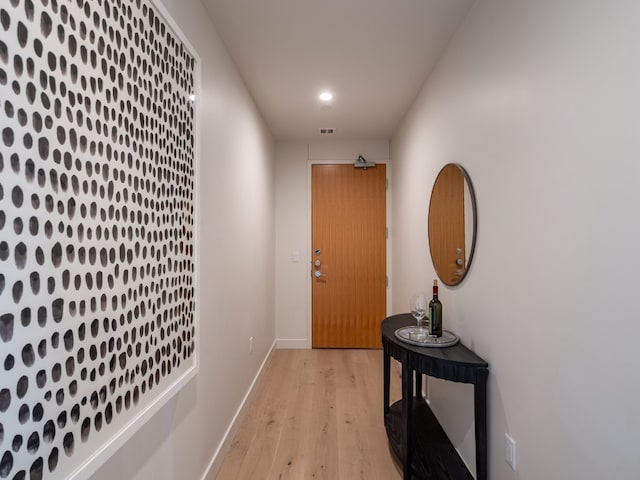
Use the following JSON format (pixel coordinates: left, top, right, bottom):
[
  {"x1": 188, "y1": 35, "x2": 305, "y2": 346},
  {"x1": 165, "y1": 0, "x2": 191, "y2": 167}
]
[
  {"x1": 383, "y1": 346, "x2": 390, "y2": 416},
  {"x1": 474, "y1": 373, "x2": 488, "y2": 480},
  {"x1": 401, "y1": 352, "x2": 413, "y2": 480}
]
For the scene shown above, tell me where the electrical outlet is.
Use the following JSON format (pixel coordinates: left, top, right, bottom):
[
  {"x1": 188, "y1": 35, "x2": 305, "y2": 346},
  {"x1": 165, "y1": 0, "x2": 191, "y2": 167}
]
[
  {"x1": 249, "y1": 336, "x2": 253, "y2": 354},
  {"x1": 505, "y1": 433, "x2": 516, "y2": 471}
]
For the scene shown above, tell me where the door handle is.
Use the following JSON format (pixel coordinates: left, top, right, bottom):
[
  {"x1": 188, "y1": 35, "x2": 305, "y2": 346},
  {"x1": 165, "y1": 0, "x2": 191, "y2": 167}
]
[{"x1": 314, "y1": 270, "x2": 326, "y2": 278}]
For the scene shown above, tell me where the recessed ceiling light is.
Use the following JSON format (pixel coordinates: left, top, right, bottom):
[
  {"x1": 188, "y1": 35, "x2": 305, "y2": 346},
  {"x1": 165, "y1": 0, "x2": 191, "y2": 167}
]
[{"x1": 319, "y1": 91, "x2": 333, "y2": 102}]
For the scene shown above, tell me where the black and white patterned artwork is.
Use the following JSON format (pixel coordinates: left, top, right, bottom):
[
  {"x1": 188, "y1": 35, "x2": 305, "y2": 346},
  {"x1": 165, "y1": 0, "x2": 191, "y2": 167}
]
[{"x1": 0, "y1": 0, "x2": 198, "y2": 478}]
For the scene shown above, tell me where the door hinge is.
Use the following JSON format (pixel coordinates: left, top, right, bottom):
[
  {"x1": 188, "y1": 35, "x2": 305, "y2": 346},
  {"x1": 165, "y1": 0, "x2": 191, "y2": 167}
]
[
  {"x1": 386, "y1": 227, "x2": 389, "y2": 239},
  {"x1": 386, "y1": 276, "x2": 389, "y2": 287}
]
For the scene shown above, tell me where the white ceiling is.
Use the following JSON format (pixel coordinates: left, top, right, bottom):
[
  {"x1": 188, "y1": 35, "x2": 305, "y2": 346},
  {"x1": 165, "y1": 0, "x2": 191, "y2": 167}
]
[{"x1": 200, "y1": 0, "x2": 475, "y2": 141}]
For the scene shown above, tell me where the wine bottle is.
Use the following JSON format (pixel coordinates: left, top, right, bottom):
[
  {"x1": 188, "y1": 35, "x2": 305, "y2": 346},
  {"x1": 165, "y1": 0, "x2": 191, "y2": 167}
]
[{"x1": 428, "y1": 279, "x2": 443, "y2": 337}]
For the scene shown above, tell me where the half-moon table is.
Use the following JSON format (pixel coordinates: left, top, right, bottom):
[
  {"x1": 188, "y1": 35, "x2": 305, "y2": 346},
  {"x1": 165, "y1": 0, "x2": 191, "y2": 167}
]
[{"x1": 382, "y1": 314, "x2": 489, "y2": 480}]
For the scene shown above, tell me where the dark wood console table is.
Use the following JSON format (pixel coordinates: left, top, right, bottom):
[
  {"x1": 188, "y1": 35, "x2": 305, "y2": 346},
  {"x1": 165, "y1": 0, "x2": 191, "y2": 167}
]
[{"x1": 382, "y1": 314, "x2": 489, "y2": 480}]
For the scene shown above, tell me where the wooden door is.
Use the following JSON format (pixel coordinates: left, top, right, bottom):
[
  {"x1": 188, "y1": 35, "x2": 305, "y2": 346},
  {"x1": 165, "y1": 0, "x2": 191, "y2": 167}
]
[
  {"x1": 428, "y1": 164, "x2": 465, "y2": 285},
  {"x1": 311, "y1": 164, "x2": 387, "y2": 348}
]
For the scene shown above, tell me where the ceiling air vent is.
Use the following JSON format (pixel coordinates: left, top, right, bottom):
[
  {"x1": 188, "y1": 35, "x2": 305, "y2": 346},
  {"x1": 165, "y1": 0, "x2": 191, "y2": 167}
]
[{"x1": 318, "y1": 128, "x2": 335, "y2": 135}]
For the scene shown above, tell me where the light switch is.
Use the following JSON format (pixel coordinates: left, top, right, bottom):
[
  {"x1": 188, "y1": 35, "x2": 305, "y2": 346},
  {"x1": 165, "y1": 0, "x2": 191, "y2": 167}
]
[{"x1": 290, "y1": 250, "x2": 300, "y2": 263}]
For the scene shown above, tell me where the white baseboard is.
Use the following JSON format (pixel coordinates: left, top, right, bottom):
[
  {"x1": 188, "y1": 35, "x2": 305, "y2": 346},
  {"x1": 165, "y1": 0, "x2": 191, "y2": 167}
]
[
  {"x1": 275, "y1": 338, "x2": 311, "y2": 349},
  {"x1": 200, "y1": 338, "x2": 277, "y2": 480}
]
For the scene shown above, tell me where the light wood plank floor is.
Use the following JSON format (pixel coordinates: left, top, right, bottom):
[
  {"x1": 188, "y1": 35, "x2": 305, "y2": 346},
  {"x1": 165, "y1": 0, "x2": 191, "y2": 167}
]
[{"x1": 214, "y1": 349, "x2": 404, "y2": 480}]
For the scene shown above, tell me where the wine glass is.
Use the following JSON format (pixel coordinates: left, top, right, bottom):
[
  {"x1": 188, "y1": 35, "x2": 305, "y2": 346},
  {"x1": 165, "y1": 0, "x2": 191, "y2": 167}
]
[{"x1": 410, "y1": 293, "x2": 428, "y2": 329}]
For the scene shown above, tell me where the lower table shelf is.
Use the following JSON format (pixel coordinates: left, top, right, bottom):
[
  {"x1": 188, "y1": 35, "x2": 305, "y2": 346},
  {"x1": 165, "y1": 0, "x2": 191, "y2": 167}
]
[{"x1": 384, "y1": 397, "x2": 474, "y2": 480}]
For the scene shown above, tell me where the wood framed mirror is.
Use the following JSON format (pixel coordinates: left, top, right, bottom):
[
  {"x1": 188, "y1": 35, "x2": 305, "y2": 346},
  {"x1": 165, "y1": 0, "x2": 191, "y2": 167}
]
[{"x1": 428, "y1": 163, "x2": 477, "y2": 286}]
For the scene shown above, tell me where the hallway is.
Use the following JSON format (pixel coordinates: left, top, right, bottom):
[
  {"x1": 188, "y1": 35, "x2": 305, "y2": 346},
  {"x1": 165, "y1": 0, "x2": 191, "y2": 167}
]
[{"x1": 214, "y1": 349, "x2": 403, "y2": 479}]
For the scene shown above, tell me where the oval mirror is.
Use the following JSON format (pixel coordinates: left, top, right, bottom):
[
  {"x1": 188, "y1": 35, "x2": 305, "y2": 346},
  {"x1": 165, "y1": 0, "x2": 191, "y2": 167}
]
[{"x1": 428, "y1": 163, "x2": 477, "y2": 286}]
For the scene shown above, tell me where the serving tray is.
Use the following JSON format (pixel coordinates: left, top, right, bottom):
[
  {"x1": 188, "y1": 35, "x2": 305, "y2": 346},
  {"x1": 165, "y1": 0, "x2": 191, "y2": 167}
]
[{"x1": 394, "y1": 327, "x2": 459, "y2": 348}]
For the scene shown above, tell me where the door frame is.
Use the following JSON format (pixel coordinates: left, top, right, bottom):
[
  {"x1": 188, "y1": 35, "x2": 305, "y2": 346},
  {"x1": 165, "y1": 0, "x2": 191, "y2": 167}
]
[{"x1": 306, "y1": 158, "x2": 392, "y2": 348}]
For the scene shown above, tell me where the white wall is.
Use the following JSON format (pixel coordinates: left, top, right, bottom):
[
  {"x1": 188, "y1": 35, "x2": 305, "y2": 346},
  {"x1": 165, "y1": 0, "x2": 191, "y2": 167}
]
[
  {"x1": 391, "y1": 1, "x2": 640, "y2": 479},
  {"x1": 275, "y1": 140, "x2": 389, "y2": 347},
  {"x1": 90, "y1": 0, "x2": 276, "y2": 478},
  {"x1": 275, "y1": 142, "x2": 309, "y2": 347}
]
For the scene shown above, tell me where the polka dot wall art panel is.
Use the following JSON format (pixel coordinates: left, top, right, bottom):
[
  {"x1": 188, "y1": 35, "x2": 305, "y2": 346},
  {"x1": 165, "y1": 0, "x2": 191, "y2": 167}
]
[{"x1": 0, "y1": 0, "x2": 199, "y2": 478}]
